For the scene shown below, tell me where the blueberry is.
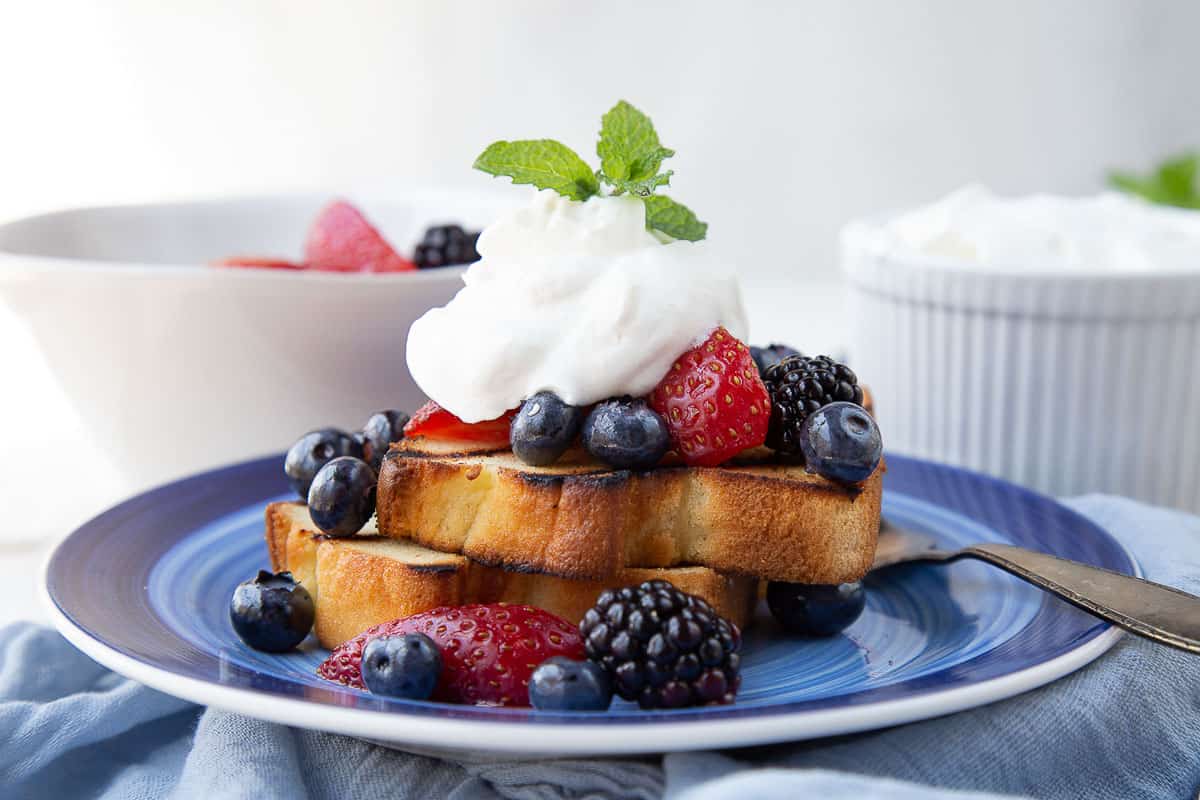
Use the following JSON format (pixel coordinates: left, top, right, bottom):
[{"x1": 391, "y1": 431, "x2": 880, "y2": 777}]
[
  {"x1": 529, "y1": 657, "x2": 613, "y2": 711},
  {"x1": 361, "y1": 633, "x2": 442, "y2": 700},
  {"x1": 307, "y1": 456, "x2": 377, "y2": 537},
  {"x1": 284, "y1": 428, "x2": 362, "y2": 500},
  {"x1": 750, "y1": 343, "x2": 802, "y2": 377},
  {"x1": 361, "y1": 410, "x2": 410, "y2": 471},
  {"x1": 581, "y1": 398, "x2": 670, "y2": 470},
  {"x1": 766, "y1": 581, "x2": 866, "y2": 636},
  {"x1": 510, "y1": 392, "x2": 583, "y2": 466},
  {"x1": 798, "y1": 401, "x2": 882, "y2": 484},
  {"x1": 230, "y1": 570, "x2": 314, "y2": 652}
]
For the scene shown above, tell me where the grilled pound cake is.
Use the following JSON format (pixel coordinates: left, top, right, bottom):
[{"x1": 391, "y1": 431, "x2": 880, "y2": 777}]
[
  {"x1": 375, "y1": 440, "x2": 883, "y2": 585},
  {"x1": 265, "y1": 502, "x2": 757, "y2": 648}
]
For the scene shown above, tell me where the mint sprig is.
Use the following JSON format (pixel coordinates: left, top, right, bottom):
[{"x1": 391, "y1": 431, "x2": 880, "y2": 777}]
[
  {"x1": 1109, "y1": 152, "x2": 1200, "y2": 210},
  {"x1": 473, "y1": 101, "x2": 706, "y2": 241}
]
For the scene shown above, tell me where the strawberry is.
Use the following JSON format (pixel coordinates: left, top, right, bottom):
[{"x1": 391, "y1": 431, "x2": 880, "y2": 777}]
[
  {"x1": 304, "y1": 200, "x2": 415, "y2": 273},
  {"x1": 317, "y1": 604, "x2": 585, "y2": 706},
  {"x1": 403, "y1": 400, "x2": 516, "y2": 446},
  {"x1": 649, "y1": 327, "x2": 771, "y2": 467},
  {"x1": 212, "y1": 256, "x2": 304, "y2": 270}
]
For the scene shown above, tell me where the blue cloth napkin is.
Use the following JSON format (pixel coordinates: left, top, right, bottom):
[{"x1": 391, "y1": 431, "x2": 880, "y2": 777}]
[{"x1": 2, "y1": 495, "x2": 1198, "y2": 800}]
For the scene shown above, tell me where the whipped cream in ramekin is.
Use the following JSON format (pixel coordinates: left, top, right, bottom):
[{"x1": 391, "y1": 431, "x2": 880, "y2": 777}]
[
  {"x1": 842, "y1": 185, "x2": 1200, "y2": 513},
  {"x1": 406, "y1": 190, "x2": 747, "y2": 422},
  {"x1": 862, "y1": 184, "x2": 1200, "y2": 273}
]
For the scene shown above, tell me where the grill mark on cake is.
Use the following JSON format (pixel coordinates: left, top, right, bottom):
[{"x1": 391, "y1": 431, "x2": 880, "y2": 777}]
[
  {"x1": 513, "y1": 469, "x2": 632, "y2": 489},
  {"x1": 461, "y1": 552, "x2": 562, "y2": 577},
  {"x1": 404, "y1": 562, "x2": 463, "y2": 575},
  {"x1": 311, "y1": 533, "x2": 389, "y2": 543},
  {"x1": 393, "y1": 448, "x2": 510, "y2": 460},
  {"x1": 707, "y1": 470, "x2": 862, "y2": 498}
]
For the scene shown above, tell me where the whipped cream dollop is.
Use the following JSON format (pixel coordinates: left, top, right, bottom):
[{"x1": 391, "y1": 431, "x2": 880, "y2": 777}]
[
  {"x1": 406, "y1": 191, "x2": 747, "y2": 422},
  {"x1": 860, "y1": 184, "x2": 1200, "y2": 273}
]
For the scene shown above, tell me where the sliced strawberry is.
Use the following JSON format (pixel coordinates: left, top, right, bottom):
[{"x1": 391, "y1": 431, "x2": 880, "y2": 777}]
[
  {"x1": 212, "y1": 256, "x2": 304, "y2": 270},
  {"x1": 304, "y1": 200, "x2": 415, "y2": 273},
  {"x1": 403, "y1": 400, "x2": 516, "y2": 446},
  {"x1": 317, "y1": 604, "x2": 585, "y2": 706},
  {"x1": 649, "y1": 327, "x2": 771, "y2": 467}
]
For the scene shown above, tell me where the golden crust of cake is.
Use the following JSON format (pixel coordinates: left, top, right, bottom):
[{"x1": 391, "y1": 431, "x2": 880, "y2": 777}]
[
  {"x1": 375, "y1": 441, "x2": 882, "y2": 584},
  {"x1": 266, "y1": 502, "x2": 758, "y2": 648}
]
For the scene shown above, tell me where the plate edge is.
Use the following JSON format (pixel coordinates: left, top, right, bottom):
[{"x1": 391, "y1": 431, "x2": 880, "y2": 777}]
[{"x1": 41, "y1": 567, "x2": 1125, "y2": 756}]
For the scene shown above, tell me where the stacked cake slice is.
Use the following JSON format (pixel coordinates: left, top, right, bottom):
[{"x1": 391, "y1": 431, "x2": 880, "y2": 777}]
[{"x1": 266, "y1": 437, "x2": 883, "y2": 649}]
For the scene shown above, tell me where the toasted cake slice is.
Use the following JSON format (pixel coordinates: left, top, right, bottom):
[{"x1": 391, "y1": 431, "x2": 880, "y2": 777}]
[
  {"x1": 375, "y1": 441, "x2": 882, "y2": 584},
  {"x1": 266, "y1": 502, "x2": 757, "y2": 648}
]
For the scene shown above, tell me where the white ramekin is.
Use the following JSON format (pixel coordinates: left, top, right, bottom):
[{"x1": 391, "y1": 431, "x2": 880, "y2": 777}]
[{"x1": 842, "y1": 221, "x2": 1200, "y2": 513}]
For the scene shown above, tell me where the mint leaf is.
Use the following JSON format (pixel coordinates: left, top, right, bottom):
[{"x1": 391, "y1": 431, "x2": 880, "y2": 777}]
[
  {"x1": 604, "y1": 169, "x2": 673, "y2": 197},
  {"x1": 1109, "y1": 171, "x2": 1161, "y2": 202},
  {"x1": 1108, "y1": 171, "x2": 1170, "y2": 204},
  {"x1": 1157, "y1": 154, "x2": 1198, "y2": 203},
  {"x1": 1108, "y1": 172, "x2": 1146, "y2": 195},
  {"x1": 598, "y1": 101, "x2": 674, "y2": 184},
  {"x1": 643, "y1": 195, "x2": 707, "y2": 241},
  {"x1": 474, "y1": 139, "x2": 599, "y2": 201},
  {"x1": 631, "y1": 146, "x2": 675, "y2": 180},
  {"x1": 1108, "y1": 152, "x2": 1200, "y2": 209}
]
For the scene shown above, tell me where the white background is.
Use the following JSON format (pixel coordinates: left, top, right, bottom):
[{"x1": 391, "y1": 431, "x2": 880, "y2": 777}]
[
  {"x1": 2, "y1": 1, "x2": 1199, "y2": 621},
  {"x1": 3, "y1": 1, "x2": 1199, "y2": 276}
]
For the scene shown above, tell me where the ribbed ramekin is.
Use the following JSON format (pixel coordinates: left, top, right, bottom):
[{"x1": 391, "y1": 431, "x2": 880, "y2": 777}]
[{"x1": 841, "y1": 222, "x2": 1200, "y2": 512}]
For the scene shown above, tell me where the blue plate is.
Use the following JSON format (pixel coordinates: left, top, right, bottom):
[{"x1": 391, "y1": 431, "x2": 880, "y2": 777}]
[{"x1": 43, "y1": 454, "x2": 1135, "y2": 755}]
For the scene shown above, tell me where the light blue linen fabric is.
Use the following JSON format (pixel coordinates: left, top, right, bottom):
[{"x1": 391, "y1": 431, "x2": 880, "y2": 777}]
[{"x1": 1, "y1": 495, "x2": 1197, "y2": 799}]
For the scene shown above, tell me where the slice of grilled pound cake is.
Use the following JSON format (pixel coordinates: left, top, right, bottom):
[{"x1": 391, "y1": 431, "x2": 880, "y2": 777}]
[
  {"x1": 374, "y1": 439, "x2": 883, "y2": 585},
  {"x1": 265, "y1": 502, "x2": 758, "y2": 648}
]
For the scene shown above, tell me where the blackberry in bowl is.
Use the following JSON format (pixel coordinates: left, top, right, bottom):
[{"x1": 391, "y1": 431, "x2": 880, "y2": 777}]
[{"x1": 414, "y1": 224, "x2": 481, "y2": 269}]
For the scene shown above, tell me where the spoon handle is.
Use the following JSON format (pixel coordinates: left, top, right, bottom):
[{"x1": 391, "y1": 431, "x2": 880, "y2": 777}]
[{"x1": 961, "y1": 544, "x2": 1200, "y2": 654}]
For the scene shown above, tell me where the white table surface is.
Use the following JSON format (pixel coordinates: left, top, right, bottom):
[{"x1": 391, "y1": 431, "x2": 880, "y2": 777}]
[{"x1": 0, "y1": 277, "x2": 849, "y2": 630}]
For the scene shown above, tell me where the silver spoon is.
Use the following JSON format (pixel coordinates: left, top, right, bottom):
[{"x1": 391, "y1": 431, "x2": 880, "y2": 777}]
[{"x1": 872, "y1": 521, "x2": 1200, "y2": 654}]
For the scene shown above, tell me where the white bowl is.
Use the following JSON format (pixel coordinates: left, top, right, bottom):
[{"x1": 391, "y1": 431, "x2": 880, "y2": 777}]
[
  {"x1": 0, "y1": 190, "x2": 513, "y2": 489},
  {"x1": 842, "y1": 220, "x2": 1200, "y2": 512}
]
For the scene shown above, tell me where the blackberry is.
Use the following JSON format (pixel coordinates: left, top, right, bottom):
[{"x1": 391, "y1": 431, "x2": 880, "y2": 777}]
[
  {"x1": 763, "y1": 355, "x2": 863, "y2": 454},
  {"x1": 414, "y1": 224, "x2": 481, "y2": 269},
  {"x1": 579, "y1": 579, "x2": 741, "y2": 709},
  {"x1": 750, "y1": 343, "x2": 802, "y2": 377}
]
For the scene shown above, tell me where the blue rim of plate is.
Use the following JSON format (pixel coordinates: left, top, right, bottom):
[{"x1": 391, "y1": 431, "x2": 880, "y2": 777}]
[{"x1": 43, "y1": 453, "x2": 1137, "y2": 754}]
